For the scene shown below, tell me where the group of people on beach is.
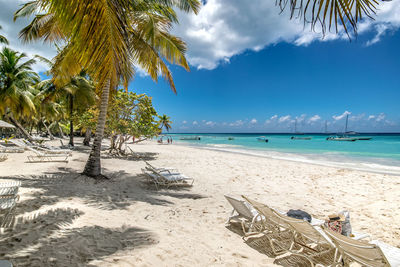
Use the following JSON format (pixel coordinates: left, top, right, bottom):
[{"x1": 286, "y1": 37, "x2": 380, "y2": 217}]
[{"x1": 157, "y1": 136, "x2": 173, "y2": 144}]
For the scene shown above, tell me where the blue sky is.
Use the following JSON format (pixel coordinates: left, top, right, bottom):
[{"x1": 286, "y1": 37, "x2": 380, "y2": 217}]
[
  {"x1": 1, "y1": 0, "x2": 399, "y2": 132},
  {"x1": 132, "y1": 30, "x2": 400, "y2": 133}
]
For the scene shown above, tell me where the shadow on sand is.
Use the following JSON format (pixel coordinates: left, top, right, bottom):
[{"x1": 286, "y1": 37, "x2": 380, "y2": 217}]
[{"x1": 0, "y1": 166, "x2": 206, "y2": 266}]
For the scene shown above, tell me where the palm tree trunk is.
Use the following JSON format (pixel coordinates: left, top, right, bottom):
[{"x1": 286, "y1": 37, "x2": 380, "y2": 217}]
[
  {"x1": 69, "y1": 94, "x2": 74, "y2": 146},
  {"x1": 83, "y1": 128, "x2": 91, "y2": 146},
  {"x1": 43, "y1": 120, "x2": 55, "y2": 140},
  {"x1": 58, "y1": 122, "x2": 65, "y2": 138},
  {"x1": 7, "y1": 114, "x2": 33, "y2": 142},
  {"x1": 83, "y1": 78, "x2": 110, "y2": 178}
]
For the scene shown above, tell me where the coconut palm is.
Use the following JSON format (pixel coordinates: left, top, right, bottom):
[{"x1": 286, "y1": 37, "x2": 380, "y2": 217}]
[
  {"x1": 36, "y1": 70, "x2": 96, "y2": 146},
  {"x1": 0, "y1": 47, "x2": 39, "y2": 141},
  {"x1": 0, "y1": 25, "x2": 8, "y2": 44},
  {"x1": 15, "y1": 0, "x2": 200, "y2": 178},
  {"x1": 277, "y1": 0, "x2": 384, "y2": 36},
  {"x1": 159, "y1": 114, "x2": 172, "y2": 132}
]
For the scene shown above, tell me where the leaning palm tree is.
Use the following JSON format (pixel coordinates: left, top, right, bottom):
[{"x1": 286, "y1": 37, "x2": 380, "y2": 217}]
[
  {"x1": 15, "y1": 0, "x2": 200, "y2": 178},
  {"x1": 0, "y1": 25, "x2": 8, "y2": 44},
  {"x1": 159, "y1": 114, "x2": 172, "y2": 132},
  {"x1": 0, "y1": 47, "x2": 39, "y2": 141}
]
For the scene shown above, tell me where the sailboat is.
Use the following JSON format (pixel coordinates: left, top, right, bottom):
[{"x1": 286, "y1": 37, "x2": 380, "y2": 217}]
[
  {"x1": 291, "y1": 119, "x2": 312, "y2": 140},
  {"x1": 326, "y1": 115, "x2": 357, "y2": 141}
]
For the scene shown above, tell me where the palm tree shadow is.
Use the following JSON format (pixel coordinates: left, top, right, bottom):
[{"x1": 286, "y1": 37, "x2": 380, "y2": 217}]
[{"x1": 0, "y1": 208, "x2": 156, "y2": 267}]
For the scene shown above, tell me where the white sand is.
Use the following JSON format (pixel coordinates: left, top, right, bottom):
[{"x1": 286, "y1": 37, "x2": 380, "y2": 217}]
[{"x1": 0, "y1": 139, "x2": 399, "y2": 266}]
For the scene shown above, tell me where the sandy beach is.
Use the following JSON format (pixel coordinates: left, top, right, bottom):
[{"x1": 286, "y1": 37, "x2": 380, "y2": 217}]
[{"x1": 0, "y1": 139, "x2": 399, "y2": 266}]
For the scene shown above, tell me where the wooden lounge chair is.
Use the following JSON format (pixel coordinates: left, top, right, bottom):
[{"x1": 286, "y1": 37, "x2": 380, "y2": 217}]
[
  {"x1": 26, "y1": 146, "x2": 69, "y2": 163},
  {"x1": 142, "y1": 167, "x2": 194, "y2": 189},
  {"x1": 322, "y1": 225, "x2": 400, "y2": 267},
  {"x1": 224, "y1": 195, "x2": 265, "y2": 235},
  {"x1": 0, "y1": 144, "x2": 24, "y2": 153}
]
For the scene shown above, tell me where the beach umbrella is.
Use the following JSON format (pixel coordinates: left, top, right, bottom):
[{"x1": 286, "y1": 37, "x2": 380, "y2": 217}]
[{"x1": 0, "y1": 120, "x2": 15, "y2": 129}]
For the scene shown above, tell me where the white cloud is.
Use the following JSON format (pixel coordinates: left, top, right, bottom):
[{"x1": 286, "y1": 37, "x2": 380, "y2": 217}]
[
  {"x1": 192, "y1": 121, "x2": 198, "y2": 125},
  {"x1": 1, "y1": 0, "x2": 399, "y2": 73},
  {"x1": 250, "y1": 118, "x2": 257, "y2": 124},
  {"x1": 265, "y1": 115, "x2": 278, "y2": 124},
  {"x1": 296, "y1": 114, "x2": 307, "y2": 123},
  {"x1": 349, "y1": 114, "x2": 365, "y2": 121},
  {"x1": 279, "y1": 115, "x2": 291, "y2": 123},
  {"x1": 182, "y1": 120, "x2": 187, "y2": 124},
  {"x1": 229, "y1": 120, "x2": 244, "y2": 127},
  {"x1": 376, "y1": 113, "x2": 386, "y2": 122},
  {"x1": 332, "y1": 111, "x2": 351, "y2": 121},
  {"x1": 367, "y1": 113, "x2": 386, "y2": 122},
  {"x1": 308, "y1": 115, "x2": 321, "y2": 123},
  {"x1": 205, "y1": 121, "x2": 216, "y2": 126},
  {"x1": 173, "y1": 0, "x2": 400, "y2": 70}
]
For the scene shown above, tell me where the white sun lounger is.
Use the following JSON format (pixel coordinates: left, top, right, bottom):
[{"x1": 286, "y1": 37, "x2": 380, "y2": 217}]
[
  {"x1": 145, "y1": 161, "x2": 179, "y2": 174},
  {"x1": 0, "y1": 144, "x2": 24, "y2": 153},
  {"x1": 26, "y1": 146, "x2": 69, "y2": 163},
  {"x1": 0, "y1": 180, "x2": 20, "y2": 229},
  {"x1": 142, "y1": 168, "x2": 194, "y2": 189}
]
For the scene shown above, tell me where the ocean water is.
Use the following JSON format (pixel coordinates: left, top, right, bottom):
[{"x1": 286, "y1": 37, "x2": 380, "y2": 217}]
[{"x1": 166, "y1": 133, "x2": 400, "y2": 175}]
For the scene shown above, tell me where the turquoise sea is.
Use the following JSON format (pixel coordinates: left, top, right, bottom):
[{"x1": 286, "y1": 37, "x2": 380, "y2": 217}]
[{"x1": 167, "y1": 133, "x2": 400, "y2": 175}]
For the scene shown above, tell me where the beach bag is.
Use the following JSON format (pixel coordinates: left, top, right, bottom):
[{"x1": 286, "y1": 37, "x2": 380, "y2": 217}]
[
  {"x1": 287, "y1": 209, "x2": 312, "y2": 223},
  {"x1": 327, "y1": 211, "x2": 352, "y2": 236}
]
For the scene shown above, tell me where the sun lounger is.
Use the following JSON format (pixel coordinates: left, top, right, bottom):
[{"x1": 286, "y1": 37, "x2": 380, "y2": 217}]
[
  {"x1": 322, "y1": 225, "x2": 399, "y2": 267},
  {"x1": 26, "y1": 146, "x2": 69, "y2": 163},
  {"x1": 0, "y1": 144, "x2": 24, "y2": 153},
  {"x1": 225, "y1": 195, "x2": 266, "y2": 235},
  {"x1": 145, "y1": 161, "x2": 179, "y2": 174},
  {"x1": 34, "y1": 145, "x2": 72, "y2": 155},
  {"x1": 242, "y1": 196, "x2": 298, "y2": 256},
  {"x1": 142, "y1": 168, "x2": 194, "y2": 189},
  {"x1": 0, "y1": 181, "x2": 20, "y2": 229}
]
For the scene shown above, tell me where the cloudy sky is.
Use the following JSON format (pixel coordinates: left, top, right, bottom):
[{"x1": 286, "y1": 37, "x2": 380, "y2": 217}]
[{"x1": 1, "y1": 0, "x2": 399, "y2": 132}]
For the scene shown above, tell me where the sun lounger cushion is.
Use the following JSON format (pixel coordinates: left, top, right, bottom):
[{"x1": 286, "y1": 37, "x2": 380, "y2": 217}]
[{"x1": 370, "y1": 240, "x2": 400, "y2": 267}]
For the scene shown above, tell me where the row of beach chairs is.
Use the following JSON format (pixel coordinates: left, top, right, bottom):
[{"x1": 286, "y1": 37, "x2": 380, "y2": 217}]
[
  {"x1": 141, "y1": 161, "x2": 194, "y2": 189},
  {"x1": 0, "y1": 139, "x2": 71, "y2": 163},
  {"x1": 225, "y1": 195, "x2": 400, "y2": 266}
]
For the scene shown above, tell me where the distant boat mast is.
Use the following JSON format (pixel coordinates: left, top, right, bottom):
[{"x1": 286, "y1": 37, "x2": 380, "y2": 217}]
[
  {"x1": 324, "y1": 120, "x2": 328, "y2": 133},
  {"x1": 345, "y1": 114, "x2": 349, "y2": 133}
]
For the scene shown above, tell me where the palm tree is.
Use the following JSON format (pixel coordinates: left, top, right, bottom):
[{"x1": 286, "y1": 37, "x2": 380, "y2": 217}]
[
  {"x1": 36, "y1": 70, "x2": 96, "y2": 146},
  {"x1": 0, "y1": 25, "x2": 8, "y2": 44},
  {"x1": 15, "y1": 0, "x2": 200, "y2": 178},
  {"x1": 159, "y1": 114, "x2": 172, "y2": 132},
  {"x1": 277, "y1": 0, "x2": 383, "y2": 37},
  {"x1": 0, "y1": 47, "x2": 39, "y2": 141}
]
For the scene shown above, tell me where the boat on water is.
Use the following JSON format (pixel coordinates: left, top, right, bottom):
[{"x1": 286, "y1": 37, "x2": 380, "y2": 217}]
[
  {"x1": 179, "y1": 136, "x2": 201, "y2": 140},
  {"x1": 326, "y1": 136, "x2": 357, "y2": 141},
  {"x1": 291, "y1": 119, "x2": 311, "y2": 140},
  {"x1": 291, "y1": 136, "x2": 312, "y2": 140},
  {"x1": 256, "y1": 136, "x2": 269, "y2": 143},
  {"x1": 327, "y1": 115, "x2": 358, "y2": 142}
]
